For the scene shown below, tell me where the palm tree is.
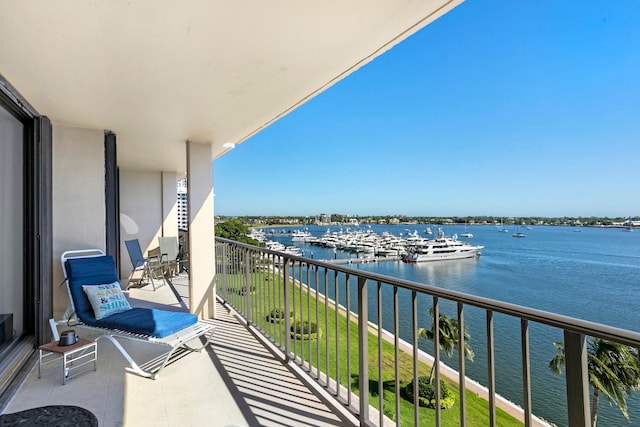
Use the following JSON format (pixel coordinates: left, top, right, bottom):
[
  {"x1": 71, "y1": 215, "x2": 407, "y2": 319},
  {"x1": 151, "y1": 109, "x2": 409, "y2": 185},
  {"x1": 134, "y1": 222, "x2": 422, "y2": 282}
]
[
  {"x1": 549, "y1": 337, "x2": 640, "y2": 426},
  {"x1": 418, "y1": 307, "x2": 474, "y2": 382}
]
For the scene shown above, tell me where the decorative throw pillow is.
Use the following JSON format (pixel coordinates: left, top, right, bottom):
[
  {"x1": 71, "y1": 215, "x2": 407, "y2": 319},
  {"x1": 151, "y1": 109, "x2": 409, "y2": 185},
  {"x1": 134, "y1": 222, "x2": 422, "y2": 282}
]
[{"x1": 82, "y1": 282, "x2": 131, "y2": 320}]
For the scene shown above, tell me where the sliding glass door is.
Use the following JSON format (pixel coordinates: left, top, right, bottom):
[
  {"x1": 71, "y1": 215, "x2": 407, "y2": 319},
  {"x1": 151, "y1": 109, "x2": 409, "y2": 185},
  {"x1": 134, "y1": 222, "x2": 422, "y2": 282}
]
[
  {"x1": 0, "y1": 77, "x2": 51, "y2": 406},
  {"x1": 0, "y1": 104, "x2": 24, "y2": 353}
]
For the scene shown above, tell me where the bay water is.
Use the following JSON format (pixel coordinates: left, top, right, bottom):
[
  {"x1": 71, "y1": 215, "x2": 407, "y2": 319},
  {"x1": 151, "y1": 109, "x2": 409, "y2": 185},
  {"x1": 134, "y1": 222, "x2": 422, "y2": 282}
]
[{"x1": 265, "y1": 224, "x2": 640, "y2": 426}]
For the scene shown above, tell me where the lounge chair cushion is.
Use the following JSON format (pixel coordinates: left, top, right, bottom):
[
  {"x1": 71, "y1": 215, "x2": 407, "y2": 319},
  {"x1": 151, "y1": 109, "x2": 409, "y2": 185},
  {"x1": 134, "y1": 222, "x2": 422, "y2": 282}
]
[
  {"x1": 65, "y1": 255, "x2": 198, "y2": 338},
  {"x1": 82, "y1": 282, "x2": 132, "y2": 320},
  {"x1": 90, "y1": 308, "x2": 198, "y2": 338},
  {"x1": 65, "y1": 255, "x2": 120, "y2": 322}
]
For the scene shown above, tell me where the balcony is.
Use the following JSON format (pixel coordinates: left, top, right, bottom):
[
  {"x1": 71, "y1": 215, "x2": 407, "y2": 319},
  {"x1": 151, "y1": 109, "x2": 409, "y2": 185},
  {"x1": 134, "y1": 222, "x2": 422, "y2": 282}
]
[
  {"x1": 2, "y1": 272, "x2": 355, "y2": 426},
  {"x1": 213, "y1": 238, "x2": 640, "y2": 426},
  {"x1": 4, "y1": 239, "x2": 640, "y2": 426}
]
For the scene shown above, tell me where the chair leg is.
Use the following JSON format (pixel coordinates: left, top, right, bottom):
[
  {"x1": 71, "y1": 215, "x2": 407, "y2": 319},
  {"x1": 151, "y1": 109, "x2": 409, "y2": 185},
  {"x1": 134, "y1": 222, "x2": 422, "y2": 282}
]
[
  {"x1": 145, "y1": 266, "x2": 157, "y2": 290},
  {"x1": 147, "y1": 264, "x2": 168, "y2": 290},
  {"x1": 126, "y1": 268, "x2": 144, "y2": 290},
  {"x1": 97, "y1": 335, "x2": 160, "y2": 379}
]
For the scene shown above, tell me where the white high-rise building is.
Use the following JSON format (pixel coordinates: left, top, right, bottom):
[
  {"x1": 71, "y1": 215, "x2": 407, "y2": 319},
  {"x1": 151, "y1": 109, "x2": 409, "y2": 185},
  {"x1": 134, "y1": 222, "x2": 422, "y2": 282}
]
[{"x1": 177, "y1": 178, "x2": 188, "y2": 230}]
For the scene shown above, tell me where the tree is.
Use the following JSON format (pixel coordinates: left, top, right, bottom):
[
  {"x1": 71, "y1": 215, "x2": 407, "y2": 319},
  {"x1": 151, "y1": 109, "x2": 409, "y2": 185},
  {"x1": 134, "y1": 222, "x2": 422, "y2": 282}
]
[
  {"x1": 418, "y1": 307, "x2": 474, "y2": 382},
  {"x1": 549, "y1": 338, "x2": 640, "y2": 426},
  {"x1": 214, "y1": 218, "x2": 263, "y2": 246}
]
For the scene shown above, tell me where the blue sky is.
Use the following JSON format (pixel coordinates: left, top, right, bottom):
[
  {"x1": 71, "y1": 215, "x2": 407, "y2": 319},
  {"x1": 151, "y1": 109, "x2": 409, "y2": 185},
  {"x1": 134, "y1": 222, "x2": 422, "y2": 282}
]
[{"x1": 214, "y1": 1, "x2": 640, "y2": 218}]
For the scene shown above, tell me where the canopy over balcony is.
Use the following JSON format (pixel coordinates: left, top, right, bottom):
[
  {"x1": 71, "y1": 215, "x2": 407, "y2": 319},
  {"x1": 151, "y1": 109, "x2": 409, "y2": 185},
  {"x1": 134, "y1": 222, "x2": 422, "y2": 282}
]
[{"x1": 0, "y1": 0, "x2": 462, "y2": 173}]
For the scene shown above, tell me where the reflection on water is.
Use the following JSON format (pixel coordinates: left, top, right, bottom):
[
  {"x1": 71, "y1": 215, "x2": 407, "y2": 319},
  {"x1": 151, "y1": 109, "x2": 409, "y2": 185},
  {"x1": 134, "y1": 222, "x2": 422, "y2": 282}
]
[{"x1": 400, "y1": 257, "x2": 479, "y2": 286}]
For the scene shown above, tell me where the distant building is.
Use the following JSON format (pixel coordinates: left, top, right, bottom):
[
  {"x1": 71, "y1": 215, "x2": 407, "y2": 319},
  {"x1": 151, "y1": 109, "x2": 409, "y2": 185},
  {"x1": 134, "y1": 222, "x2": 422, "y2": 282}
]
[
  {"x1": 388, "y1": 218, "x2": 400, "y2": 224},
  {"x1": 314, "y1": 214, "x2": 333, "y2": 225},
  {"x1": 177, "y1": 178, "x2": 188, "y2": 230}
]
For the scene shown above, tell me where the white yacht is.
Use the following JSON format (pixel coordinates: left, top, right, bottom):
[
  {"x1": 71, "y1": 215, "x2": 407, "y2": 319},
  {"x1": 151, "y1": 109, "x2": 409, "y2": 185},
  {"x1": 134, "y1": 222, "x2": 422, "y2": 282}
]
[
  {"x1": 249, "y1": 228, "x2": 266, "y2": 242},
  {"x1": 290, "y1": 229, "x2": 313, "y2": 242},
  {"x1": 402, "y1": 229, "x2": 483, "y2": 263},
  {"x1": 265, "y1": 240, "x2": 286, "y2": 251}
]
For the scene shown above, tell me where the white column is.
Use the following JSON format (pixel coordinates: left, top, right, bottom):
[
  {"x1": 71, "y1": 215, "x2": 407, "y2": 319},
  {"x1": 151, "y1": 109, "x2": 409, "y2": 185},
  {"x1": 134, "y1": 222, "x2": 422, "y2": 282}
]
[{"x1": 186, "y1": 141, "x2": 215, "y2": 319}]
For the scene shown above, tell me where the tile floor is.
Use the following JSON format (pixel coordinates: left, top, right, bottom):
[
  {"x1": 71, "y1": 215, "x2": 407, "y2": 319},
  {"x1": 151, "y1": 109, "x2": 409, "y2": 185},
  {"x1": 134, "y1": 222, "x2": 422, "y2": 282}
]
[{"x1": 2, "y1": 275, "x2": 356, "y2": 427}]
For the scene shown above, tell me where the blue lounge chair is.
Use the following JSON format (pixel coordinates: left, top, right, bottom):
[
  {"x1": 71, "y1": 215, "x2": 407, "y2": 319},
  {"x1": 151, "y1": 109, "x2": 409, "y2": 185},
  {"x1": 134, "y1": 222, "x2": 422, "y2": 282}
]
[{"x1": 56, "y1": 249, "x2": 214, "y2": 379}]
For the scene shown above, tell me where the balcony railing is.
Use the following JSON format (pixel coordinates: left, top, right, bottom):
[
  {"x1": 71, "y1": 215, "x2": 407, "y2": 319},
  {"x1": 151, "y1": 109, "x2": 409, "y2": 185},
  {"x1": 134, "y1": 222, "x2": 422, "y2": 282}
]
[{"x1": 215, "y1": 237, "x2": 640, "y2": 427}]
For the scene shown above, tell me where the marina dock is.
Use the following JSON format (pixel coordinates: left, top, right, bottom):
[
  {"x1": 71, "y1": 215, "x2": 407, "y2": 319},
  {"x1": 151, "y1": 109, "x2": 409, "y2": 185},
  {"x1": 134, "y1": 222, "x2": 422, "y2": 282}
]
[{"x1": 322, "y1": 255, "x2": 401, "y2": 265}]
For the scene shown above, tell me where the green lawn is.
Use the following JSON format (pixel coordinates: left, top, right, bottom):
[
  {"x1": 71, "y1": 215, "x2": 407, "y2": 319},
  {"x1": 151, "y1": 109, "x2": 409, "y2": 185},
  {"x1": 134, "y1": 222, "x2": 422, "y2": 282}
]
[{"x1": 220, "y1": 265, "x2": 523, "y2": 427}]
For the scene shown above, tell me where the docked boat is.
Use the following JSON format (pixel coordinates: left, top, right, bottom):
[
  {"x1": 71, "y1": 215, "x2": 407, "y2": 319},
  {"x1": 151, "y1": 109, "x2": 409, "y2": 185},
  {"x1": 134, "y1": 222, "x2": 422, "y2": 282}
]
[
  {"x1": 265, "y1": 240, "x2": 286, "y2": 251},
  {"x1": 460, "y1": 222, "x2": 473, "y2": 238},
  {"x1": 402, "y1": 229, "x2": 483, "y2": 263},
  {"x1": 290, "y1": 229, "x2": 313, "y2": 242}
]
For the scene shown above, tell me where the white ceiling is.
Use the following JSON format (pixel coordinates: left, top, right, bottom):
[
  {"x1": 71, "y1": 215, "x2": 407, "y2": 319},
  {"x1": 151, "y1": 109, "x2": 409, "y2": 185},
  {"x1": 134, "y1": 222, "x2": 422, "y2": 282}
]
[{"x1": 0, "y1": 0, "x2": 462, "y2": 173}]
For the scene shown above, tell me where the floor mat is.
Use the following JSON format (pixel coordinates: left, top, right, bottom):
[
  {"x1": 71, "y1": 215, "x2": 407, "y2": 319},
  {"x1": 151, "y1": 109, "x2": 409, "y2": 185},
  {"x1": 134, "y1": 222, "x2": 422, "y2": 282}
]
[{"x1": 0, "y1": 405, "x2": 97, "y2": 426}]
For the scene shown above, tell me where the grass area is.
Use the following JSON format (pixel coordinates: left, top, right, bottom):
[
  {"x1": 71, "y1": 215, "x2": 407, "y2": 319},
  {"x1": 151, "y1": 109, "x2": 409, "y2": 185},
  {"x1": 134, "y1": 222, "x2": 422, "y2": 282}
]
[{"x1": 220, "y1": 264, "x2": 523, "y2": 427}]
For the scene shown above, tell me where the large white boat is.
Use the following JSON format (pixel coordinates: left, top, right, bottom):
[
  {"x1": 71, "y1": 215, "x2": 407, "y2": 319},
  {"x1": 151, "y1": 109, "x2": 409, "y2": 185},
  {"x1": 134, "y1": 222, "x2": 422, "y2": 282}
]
[
  {"x1": 402, "y1": 229, "x2": 483, "y2": 263},
  {"x1": 290, "y1": 229, "x2": 313, "y2": 242}
]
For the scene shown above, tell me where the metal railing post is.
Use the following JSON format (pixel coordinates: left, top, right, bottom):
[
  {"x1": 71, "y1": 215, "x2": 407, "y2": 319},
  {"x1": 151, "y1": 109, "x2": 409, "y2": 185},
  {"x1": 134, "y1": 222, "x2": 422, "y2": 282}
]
[
  {"x1": 324, "y1": 268, "x2": 329, "y2": 387},
  {"x1": 377, "y1": 281, "x2": 384, "y2": 427},
  {"x1": 221, "y1": 244, "x2": 229, "y2": 297},
  {"x1": 394, "y1": 286, "x2": 400, "y2": 423},
  {"x1": 315, "y1": 266, "x2": 320, "y2": 379},
  {"x1": 564, "y1": 331, "x2": 591, "y2": 427},
  {"x1": 334, "y1": 269, "x2": 340, "y2": 399},
  {"x1": 346, "y1": 274, "x2": 352, "y2": 406},
  {"x1": 521, "y1": 319, "x2": 532, "y2": 427},
  {"x1": 244, "y1": 248, "x2": 251, "y2": 324},
  {"x1": 357, "y1": 276, "x2": 369, "y2": 425},
  {"x1": 412, "y1": 291, "x2": 419, "y2": 426},
  {"x1": 458, "y1": 302, "x2": 467, "y2": 427},
  {"x1": 487, "y1": 310, "x2": 496, "y2": 427},
  {"x1": 434, "y1": 296, "x2": 441, "y2": 426},
  {"x1": 283, "y1": 258, "x2": 291, "y2": 362}
]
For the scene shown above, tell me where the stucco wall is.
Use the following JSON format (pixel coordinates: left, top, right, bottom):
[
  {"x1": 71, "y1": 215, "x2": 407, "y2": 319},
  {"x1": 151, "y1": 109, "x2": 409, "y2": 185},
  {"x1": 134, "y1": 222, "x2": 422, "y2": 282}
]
[
  {"x1": 119, "y1": 170, "x2": 163, "y2": 281},
  {"x1": 52, "y1": 125, "x2": 105, "y2": 317}
]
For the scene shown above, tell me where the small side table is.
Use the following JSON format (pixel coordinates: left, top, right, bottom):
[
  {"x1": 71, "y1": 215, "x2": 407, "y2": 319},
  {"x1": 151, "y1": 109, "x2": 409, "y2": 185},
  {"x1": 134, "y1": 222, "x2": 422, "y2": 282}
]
[{"x1": 38, "y1": 338, "x2": 97, "y2": 385}]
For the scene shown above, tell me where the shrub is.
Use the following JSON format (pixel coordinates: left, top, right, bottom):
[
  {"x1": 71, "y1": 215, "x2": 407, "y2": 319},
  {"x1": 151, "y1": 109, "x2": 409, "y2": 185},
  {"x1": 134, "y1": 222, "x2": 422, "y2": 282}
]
[
  {"x1": 290, "y1": 320, "x2": 322, "y2": 340},
  {"x1": 266, "y1": 308, "x2": 292, "y2": 323},
  {"x1": 227, "y1": 284, "x2": 256, "y2": 295},
  {"x1": 402, "y1": 377, "x2": 455, "y2": 410}
]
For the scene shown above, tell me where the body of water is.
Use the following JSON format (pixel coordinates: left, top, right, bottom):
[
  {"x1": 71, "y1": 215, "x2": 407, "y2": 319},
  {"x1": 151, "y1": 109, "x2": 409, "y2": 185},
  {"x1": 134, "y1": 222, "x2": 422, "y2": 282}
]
[{"x1": 263, "y1": 224, "x2": 640, "y2": 426}]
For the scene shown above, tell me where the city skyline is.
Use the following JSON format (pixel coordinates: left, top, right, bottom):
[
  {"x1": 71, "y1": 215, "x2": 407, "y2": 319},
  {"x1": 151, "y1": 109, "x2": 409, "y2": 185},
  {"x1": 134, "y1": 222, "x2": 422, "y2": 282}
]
[{"x1": 213, "y1": 1, "x2": 640, "y2": 218}]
